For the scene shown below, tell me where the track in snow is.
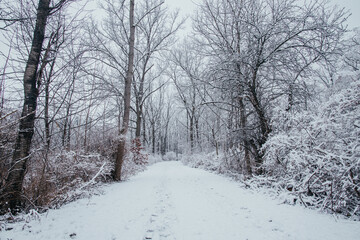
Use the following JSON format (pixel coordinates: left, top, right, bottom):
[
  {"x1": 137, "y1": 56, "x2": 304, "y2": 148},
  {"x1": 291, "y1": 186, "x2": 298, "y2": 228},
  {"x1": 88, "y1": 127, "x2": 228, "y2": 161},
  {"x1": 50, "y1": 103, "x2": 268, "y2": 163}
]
[{"x1": 1, "y1": 161, "x2": 359, "y2": 240}]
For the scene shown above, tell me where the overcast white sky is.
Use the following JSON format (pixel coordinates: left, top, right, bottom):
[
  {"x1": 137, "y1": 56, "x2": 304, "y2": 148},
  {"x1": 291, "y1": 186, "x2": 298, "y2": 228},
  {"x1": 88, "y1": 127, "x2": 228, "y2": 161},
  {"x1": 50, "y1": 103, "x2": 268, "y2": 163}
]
[
  {"x1": 332, "y1": 0, "x2": 360, "y2": 29},
  {"x1": 164, "y1": 0, "x2": 360, "y2": 30}
]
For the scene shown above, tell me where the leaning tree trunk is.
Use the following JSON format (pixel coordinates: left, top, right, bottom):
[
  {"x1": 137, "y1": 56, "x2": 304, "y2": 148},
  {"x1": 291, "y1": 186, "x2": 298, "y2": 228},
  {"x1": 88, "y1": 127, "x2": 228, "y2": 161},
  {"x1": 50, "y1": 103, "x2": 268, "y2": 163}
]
[
  {"x1": 0, "y1": 0, "x2": 51, "y2": 214},
  {"x1": 114, "y1": 0, "x2": 135, "y2": 181}
]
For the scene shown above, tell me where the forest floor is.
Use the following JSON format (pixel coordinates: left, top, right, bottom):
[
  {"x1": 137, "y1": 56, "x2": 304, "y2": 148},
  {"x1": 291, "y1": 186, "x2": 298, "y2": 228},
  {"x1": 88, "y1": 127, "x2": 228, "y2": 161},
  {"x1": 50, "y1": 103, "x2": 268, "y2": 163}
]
[{"x1": 1, "y1": 161, "x2": 360, "y2": 240}]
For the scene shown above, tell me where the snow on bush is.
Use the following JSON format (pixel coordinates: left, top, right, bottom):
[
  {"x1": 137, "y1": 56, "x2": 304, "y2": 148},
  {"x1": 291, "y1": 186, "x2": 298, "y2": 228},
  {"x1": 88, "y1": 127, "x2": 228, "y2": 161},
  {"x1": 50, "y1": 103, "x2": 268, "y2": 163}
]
[
  {"x1": 21, "y1": 138, "x2": 154, "y2": 212},
  {"x1": 24, "y1": 150, "x2": 114, "y2": 210},
  {"x1": 180, "y1": 152, "x2": 226, "y2": 173},
  {"x1": 180, "y1": 78, "x2": 359, "y2": 219},
  {"x1": 263, "y1": 78, "x2": 360, "y2": 217},
  {"x1": 162, "y1": 151, "x2": 177, "y2": 161},
  {"x1": 147, "y1": 154, "x2": 163, "y2": 164}
]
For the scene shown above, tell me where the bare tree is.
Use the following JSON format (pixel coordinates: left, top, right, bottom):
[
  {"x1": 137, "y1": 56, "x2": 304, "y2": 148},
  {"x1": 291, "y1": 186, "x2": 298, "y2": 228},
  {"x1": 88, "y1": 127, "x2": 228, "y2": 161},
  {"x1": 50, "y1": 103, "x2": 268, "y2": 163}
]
[
  {"x1": 86, "y1": 0, "x2": 176, "y2": 179},
  {"x1": 169, "y1": 43, "x2": 205, "y2": 152},
  {"x1": 132, "y1": 0, "x2": 182, "y2": 141},
  {"x1": 0, "y1": 0, "x2": 76, "y2": 214},
  {"x1": 0, "y1": 0, "x2": 32, "y2": 30},
  {"x1": 113, "y1": 0, "x2": 135, "y2": 181},
  {"x1": 144, "y1": 81, "x2": 163, "y2": 154},
  {"x1": 192, "y1": 0, "x2": 348, "y2": 172}
]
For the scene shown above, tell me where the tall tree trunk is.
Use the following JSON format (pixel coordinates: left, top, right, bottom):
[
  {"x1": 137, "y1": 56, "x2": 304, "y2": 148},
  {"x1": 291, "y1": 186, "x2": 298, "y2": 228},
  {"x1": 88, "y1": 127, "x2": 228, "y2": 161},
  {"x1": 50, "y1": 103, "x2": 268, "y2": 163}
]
[
  {"x1": 135, "y1": 108, "x2": 142, "y2": 139},
  {"x1": 67, "y1": 115, "x2": 71, "y2": 150},
  {"x1": 239, "y1": 97, "x2": 252, "y2": 175},
  {"x1": 142, "y1": 114, "x2": 147, "y2": 144},
  {"x1": 62, "y1": 75, "x2": 75, "y2": 149},
  {"x1": 62, "y1": 96, "x2": 72, "y2": 148},
  {"x1": 36, "y1": 61, "x2": 54, "y2": 205},
  {"x1": 152, "y1": 122, "x2": 156, "y2": 154},
  {"x1": 0, "y1": 0, "x2": 51, "y2": 214},
  {"x1": 84, "y1": 109, "x2": 91, "y2": 151},
  {"x1": 44, "y1": 52, "x2": 56, "y2": 151},
  {"x1": 84, "y1": 84, "x2": 94, "y2": 152},
  {"x1": 211, "y1": 128, "x2": 218, "y2": 156},
  {"x1": 189, "y1": 114, "x2": 194, "y2": 151},
  {"x1": 44, "y1": 69, "x2": 51, "y2": 151},
  {"x1": 134, "y1": 59, "x2": 147, "y2": 140},
  {"x1": 195, "y1": 117, "x2": 201, "y2": 151},
  {"x1": 248, "y1": 69, "x2": 271, "y2": 169},
  {"x1": 62, "y1": 115, "x2": 68, "y2": 147},
  {"x1": 250, "y1": 70, "x2": 271, "y2": 143},
  {"x1": 286, "y1": 84, "x2": 294, "y2": 112},
  {"x1": 114, "y1": 0, "x2": 135, "y2": 181}
]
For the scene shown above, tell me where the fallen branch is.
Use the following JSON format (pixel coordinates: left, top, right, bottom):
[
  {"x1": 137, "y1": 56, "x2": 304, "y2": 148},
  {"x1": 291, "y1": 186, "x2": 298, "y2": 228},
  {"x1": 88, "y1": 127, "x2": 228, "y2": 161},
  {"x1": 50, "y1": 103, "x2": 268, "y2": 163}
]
[{"x1": 79, "y1": 163, "x2": 106, "y2": 190}]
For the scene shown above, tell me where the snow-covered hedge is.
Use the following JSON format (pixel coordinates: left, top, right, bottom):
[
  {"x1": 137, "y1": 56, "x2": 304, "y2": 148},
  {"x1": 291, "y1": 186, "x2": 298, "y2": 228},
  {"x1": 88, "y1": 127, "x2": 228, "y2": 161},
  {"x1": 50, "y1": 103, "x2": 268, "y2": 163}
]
[
  {"x1": 180, "y1": 152, "x2": 247, "y2": 181},
  {"x1": 263, "y1": 79, "x2": 360, "y2": 217},
  {"x1": 23, "y1": 142, "x2": 151, "y2": 211},
  {"x1": 162, "y1": 151, "x2": 177, "y2": 161},
  {"x1": 24, "y1": 150, "x2": 114, "y2": 210},
  {"x1": 181, "y1": 152, "x2": 221, "y2": 171}
]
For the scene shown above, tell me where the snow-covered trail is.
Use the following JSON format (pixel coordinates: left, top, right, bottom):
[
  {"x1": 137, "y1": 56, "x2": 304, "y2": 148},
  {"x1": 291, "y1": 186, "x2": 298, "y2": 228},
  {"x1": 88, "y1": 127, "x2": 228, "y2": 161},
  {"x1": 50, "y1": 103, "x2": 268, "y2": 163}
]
[{"x1": 1, "y1": 161, "x2": 359, "y2": 240}]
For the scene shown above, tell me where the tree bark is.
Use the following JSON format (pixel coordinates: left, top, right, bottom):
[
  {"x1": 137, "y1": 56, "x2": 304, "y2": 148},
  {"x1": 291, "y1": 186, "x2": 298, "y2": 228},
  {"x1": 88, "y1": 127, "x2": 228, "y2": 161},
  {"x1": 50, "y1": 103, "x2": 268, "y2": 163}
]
[
  {"x1": 151, "y1": 122, "x2": 156, "y2": 154},
  {"x1": 248, "y1": 69, "x2": 271, "y2": 168},
  {"x1": 135, "y1": 108, "x2": 142, "y2": 139},
  {"x1": 134, "y1": 59, "x2": 147, "y2": 140},
  {"x1": 114, "y1": 0, "x2": 135, "y2": 181},
  {"x1": 1, "y1": 0, "x2": 51, "y2": 214},
  {"x1": 44, "y1": 46, "x2": 57, "y2": 151},
  {"x1": 142, "y1": 113, "x2": 147, "y2": 144},
  {"x1": 62, "y1": 84, "x2": 74, "y2": 149},
  {"x1": 189, "y1": 114, "x2": 194, "y2": 151},
  {"x1": 239, "y1": 96, "x2": 252, "y2": 175}
]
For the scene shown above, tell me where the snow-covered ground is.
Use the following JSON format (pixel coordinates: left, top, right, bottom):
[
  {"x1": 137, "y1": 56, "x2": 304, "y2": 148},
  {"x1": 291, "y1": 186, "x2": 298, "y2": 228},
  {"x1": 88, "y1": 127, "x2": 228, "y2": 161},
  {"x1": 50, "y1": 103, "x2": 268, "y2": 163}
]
[{"x1": 1, "y1": 161, "x2": 359, "y2": 240}]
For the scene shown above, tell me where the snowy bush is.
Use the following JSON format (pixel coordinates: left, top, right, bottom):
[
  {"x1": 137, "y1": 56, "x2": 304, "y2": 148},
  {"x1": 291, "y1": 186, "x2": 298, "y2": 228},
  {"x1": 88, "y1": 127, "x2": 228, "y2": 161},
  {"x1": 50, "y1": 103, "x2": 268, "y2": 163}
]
[
  {"x1": 23, "y1": 150, "x2": 113, "y2": 210},
  {"x1": 263, "y1": 78, "x2": 360, "y2": 217},
  {"x1": 162, "y1": 151, "x2": 177, "y2": 161},
  {"x1": 181, "y1": 152, "x2": 225, "y2": 173},
  {"x1": 147, "y1": 154, "x2": 163, "y2": 164}
]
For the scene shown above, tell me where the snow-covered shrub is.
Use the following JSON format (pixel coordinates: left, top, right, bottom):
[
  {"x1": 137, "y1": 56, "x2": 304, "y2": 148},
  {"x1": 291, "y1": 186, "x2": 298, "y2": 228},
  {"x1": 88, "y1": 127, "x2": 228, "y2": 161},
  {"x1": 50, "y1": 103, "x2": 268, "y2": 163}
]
[
  {"x1": 180, "y1": 152, "x2": 225, "y2": 173},
  {"x1": 162, "y1": 151, "x2": 177, "y2": 161},
  {"x1": 263, "y1": 78, "x2": 360, "y2": 217},
  {"x1": 24, "y1": 150, "x2": 113, "y2": 210},
  {"x1": 147, "y1": 154, "x2": 163, "y2": 164}
]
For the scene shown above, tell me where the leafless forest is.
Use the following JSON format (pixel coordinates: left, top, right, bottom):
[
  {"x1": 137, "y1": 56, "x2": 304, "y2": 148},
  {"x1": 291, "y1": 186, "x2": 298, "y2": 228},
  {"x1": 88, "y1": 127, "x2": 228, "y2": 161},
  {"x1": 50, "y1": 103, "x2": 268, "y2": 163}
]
[{"x1": 0, "y1": 0, "x2": 359, "y2": 219}]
